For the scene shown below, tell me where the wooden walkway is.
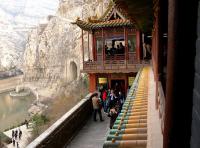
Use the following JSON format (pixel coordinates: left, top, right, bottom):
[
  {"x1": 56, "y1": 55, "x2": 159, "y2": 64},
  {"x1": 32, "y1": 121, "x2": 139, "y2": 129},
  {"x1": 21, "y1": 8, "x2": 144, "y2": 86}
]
[{"x1": 65, "y1": 67, "x2": 162, "y2": 148}]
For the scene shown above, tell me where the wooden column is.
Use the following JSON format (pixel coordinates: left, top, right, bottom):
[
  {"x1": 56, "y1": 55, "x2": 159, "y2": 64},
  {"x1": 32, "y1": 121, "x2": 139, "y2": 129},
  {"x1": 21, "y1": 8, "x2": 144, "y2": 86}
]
[
  {"x1": 102, "y1": 28, "x2": 105, "y2": 67},
  {"x1": 164, "y1": 0, "x2": 197, "y2": 147},
  {"x1": 124, "y1": 27, "x2": 128, "y2": 67},
  {"x1": 88, "y1": 32, "x2": 90, "y2": 60},
  {"x1": 89, "y1": 74, "x2": 96, "y2": 92},
  {"x1": 108, "y1": 74, "x2": 111, "y2": 89},
  {"x1": 125, "y1": 76, "x2": 128, "y2": 96},
  {"x1": 92, "y1": 32, "x2": 96, "y2": 61},
  {"x1": 136, "y1": 30, "x2": 141, "y2": 61},
  {"x1": 81, "y1": 29, "x2": 84, "y2": 68}
]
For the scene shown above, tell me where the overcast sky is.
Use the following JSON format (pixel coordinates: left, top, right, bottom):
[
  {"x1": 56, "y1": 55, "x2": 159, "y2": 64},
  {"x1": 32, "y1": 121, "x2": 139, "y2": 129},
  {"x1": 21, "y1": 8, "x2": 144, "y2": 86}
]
[{"x1": 0, "y1": 0, "x2": 59, "y2": 26}]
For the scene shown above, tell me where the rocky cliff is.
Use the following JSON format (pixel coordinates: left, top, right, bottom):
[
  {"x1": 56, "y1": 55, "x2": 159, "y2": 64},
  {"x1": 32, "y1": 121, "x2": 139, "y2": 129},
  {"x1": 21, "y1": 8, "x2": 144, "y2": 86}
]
[
  {"x1": 0, "y1": 0, "x2": 58, "y2": 71},
  {"x1": 23, "y1": 0, "x2": 110, "y2": 98}
]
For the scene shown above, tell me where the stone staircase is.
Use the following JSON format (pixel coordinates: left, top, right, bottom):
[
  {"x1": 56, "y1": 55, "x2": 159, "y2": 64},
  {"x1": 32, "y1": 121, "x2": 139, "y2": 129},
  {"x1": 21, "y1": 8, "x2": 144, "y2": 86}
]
[{"x1": 103, "y1": 67, "x2": 149, "y2": 148}]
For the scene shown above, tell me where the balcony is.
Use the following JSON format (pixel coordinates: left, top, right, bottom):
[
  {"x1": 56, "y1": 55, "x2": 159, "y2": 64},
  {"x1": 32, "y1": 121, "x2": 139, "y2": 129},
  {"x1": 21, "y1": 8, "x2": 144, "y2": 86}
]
[{"x1": 82, "y1": 54, "x2": 149, "y2": 73}]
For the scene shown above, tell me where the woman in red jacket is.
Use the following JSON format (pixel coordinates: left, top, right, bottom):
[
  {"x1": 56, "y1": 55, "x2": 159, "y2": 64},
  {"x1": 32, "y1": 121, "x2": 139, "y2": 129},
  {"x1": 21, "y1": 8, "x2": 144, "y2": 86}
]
[{"x1": 102, "y1": 89, "x2": 107, "y2": 112}]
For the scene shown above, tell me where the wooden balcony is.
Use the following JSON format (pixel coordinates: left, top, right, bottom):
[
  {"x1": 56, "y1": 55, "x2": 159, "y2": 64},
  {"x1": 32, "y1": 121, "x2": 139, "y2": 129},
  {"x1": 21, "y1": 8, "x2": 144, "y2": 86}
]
[{"x1": 82, "y1": 59, "x2": 149, "y2": 73}]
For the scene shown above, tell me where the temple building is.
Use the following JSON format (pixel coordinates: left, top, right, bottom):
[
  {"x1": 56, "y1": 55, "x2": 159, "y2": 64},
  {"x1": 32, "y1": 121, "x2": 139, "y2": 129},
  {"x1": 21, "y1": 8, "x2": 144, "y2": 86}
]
[{"x1": 74, "y1": 2, "x2": 148, "y2": 95}]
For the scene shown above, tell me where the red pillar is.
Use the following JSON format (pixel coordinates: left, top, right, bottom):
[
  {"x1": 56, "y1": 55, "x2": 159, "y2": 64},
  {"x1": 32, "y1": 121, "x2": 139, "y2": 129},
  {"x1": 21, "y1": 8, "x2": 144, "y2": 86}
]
[
  {"x1": 124, "y1": 27, "x2": 128, "y2": 67},
  {"x1": 136, "y1": 30, "x2": 141, "y2": 61},
  {"x1": 102, "y1": 28, "x2": 105, "y2": 64},
  {"x1": 92, "y1": 33, "x2": 96, "y2": 61},
  {"x1": 88, "y1": 32, "x2": 90, "y2": 60},
  {"x1": 89, "y1": 74, "x2": 96, "y2": 92},
  {"x1": 81, "y1": 29, "x2": 84, "y2": 67}
]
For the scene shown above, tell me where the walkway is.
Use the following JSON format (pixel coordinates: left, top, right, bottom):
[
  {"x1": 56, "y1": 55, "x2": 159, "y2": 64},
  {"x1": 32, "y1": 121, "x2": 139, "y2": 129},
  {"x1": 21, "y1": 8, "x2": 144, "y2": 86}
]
[
  {"x1": 147, "y1": 67, "x2": 163, "y2": 148},
  {"x1": 66, "y1": 112, "x2": 110, "y2": 148},
  {"x1": 65, "y1": 67, "x2": 163, "y2": 148},
  {"x1": 4, "y1": 124, "x2": 32, "y2": 148}
]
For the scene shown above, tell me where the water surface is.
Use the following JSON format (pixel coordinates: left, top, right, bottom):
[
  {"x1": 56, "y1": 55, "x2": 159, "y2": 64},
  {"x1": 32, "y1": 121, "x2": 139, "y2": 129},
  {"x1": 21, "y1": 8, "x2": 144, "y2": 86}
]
[{"x1": 0, "y1": 91, "x2": 35, "y2": 131}]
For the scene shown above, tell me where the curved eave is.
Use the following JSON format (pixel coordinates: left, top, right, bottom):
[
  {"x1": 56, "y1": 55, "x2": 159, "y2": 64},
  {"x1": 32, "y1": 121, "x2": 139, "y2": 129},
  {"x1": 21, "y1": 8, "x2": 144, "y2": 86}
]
[
  {"x1": 73, "y1": 20, "x2": 136, "y2": 31},
  {"x1": 113, "y1": 0, "x2": 153, "y2": 32}
]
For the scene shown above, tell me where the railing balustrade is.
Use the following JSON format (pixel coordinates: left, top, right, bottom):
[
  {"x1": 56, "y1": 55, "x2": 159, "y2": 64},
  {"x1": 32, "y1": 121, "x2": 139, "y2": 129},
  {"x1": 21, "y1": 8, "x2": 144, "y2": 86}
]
[{"x1": 83, "y1": 60, "x2": 149, "y2": 72}]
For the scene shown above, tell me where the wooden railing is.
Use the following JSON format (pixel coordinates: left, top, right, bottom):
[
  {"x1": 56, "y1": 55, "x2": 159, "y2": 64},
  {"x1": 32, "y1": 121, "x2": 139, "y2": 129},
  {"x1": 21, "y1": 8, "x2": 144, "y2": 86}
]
[
  {"x1": 158, "y1": 81, "x2": 165, "y2": 133},
  {"x1": 83, "y1": 59, "x2": 149, "y2": 73},
  {"x1": 97, "y1": 52, "x2": 136, "y2": 61}
]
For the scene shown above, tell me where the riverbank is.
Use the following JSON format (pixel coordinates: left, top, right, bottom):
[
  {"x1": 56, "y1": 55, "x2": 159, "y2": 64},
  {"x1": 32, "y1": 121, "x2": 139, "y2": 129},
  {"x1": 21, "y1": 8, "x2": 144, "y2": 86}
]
[{"x1": 0, "y1": 75, "x2": 23, "y2": 93}]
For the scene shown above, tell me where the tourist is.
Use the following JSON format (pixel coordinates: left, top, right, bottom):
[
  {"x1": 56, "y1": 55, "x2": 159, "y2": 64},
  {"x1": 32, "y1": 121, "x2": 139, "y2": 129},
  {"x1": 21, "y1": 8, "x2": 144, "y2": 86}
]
[
  {"x1": 15, "y1": 129, "x2": 18, "y2": 140},
  {"x1": 108, "y1": 105, "x2": 119, "y2": 129},
  {"x1": 12, "y1": 138, "x2": 15, "y2": 147},
  {"x1": 102, "y1": 89, "x2": 107, "y2": 112},
  {"x1": 116, "y1": 45, "x2": 120, "y2": 54},
  {"x1": 119, "y1": 42, "x2": 125, "y2": 54},
  {"x1": 106, "y1": 89, "x2": 116, "y2": 112},
  {"x1": 19, "y1": 129, "x2": 22, "y2": 140},
  {"x1": 110, "y1": 44, "x2": 116, "y2": 56},
  {"x1": 12, "y1": 130, "x2": 15, "y2": 139},
  {"x1": 25, "y1": 119, "x2": 28, "y2": 129},
  {"x1": 91, "y1": 93, "x2": 104, "y2": 122},
  {"x1": 16, "y1": 141, "x2": 19, "y2": 148},
  {"x1": 118, "y1": 91, "x2": 125, "y2": 111}
]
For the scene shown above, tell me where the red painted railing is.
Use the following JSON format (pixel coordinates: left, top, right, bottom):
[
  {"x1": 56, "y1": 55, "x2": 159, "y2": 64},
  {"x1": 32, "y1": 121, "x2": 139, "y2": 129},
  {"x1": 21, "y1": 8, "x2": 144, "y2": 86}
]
[{"x1": 83, "y1": 59, "x2": 149, "y2": 72}]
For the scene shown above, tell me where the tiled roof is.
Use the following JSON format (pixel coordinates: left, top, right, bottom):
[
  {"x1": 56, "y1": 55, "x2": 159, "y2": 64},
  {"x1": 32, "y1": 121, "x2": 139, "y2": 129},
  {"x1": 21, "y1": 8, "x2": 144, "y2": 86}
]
[{"x1": 73, "y1": 19, "x2": 135, "y2": 31}]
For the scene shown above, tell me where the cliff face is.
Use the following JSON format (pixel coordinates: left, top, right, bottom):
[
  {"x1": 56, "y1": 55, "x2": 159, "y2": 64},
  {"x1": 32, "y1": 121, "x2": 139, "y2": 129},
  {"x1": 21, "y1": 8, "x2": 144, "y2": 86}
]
[
  {"x1": 23, "y1": 0, "x2": 109, "y2": 98},
  {"x1": 0, "y1": 0, "x2": 58, "y2": 71}
]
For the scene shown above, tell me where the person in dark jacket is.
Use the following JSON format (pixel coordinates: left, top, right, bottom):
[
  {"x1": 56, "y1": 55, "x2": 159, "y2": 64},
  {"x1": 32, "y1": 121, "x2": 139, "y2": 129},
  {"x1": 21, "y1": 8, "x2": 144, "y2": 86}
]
[
  {"x1": 91, "y1": 93, "x2": 104, "y2": 122},
  {"x1": 108, "y1": 104, "x2": 120, "y2": 129}
]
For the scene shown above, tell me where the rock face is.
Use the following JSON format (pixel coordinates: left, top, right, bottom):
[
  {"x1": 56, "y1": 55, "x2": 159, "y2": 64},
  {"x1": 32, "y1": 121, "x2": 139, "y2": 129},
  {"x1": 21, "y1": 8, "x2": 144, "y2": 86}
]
[
  {"x1": 0, "y1": 0, "x2": 58, "y2": 71},
  {"x1": 23, "y1": 0, "x2": 109, "y2": 98}
]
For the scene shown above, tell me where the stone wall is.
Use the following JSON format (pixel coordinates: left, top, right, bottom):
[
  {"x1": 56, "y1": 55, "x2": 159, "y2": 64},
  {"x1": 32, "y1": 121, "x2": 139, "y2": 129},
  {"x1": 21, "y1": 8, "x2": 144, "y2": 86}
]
[{"x1": 27, "y1": 94, "x2": 93, "y2": 148}]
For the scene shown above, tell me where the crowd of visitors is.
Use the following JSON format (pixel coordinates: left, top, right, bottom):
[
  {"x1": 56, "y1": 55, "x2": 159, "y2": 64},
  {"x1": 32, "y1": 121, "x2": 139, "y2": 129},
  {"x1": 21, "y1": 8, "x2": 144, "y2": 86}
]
[
  {"x1": 105, "y1": 42, "x2": 125, "y2": 56},
  {"x1": 91, "y1": 84, "x2": 125, "y2": 129},
  {"x1": 11, "y1": 119, "x2": 28, "y2": 148},
  {"x1": 11, "y1": 128, "x2": 22, "y2": 148}
]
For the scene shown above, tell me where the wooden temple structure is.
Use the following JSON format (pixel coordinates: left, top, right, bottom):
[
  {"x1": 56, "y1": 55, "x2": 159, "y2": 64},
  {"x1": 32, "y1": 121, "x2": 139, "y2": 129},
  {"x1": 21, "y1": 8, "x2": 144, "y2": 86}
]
[{"x1": 74, "y1": 2, "x2": 148, "y2": 94}]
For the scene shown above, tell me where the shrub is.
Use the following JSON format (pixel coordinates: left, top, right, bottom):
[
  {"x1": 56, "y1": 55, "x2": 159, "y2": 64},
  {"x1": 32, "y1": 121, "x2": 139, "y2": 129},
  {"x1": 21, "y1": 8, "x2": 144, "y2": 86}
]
[
  {"x1": 31, "y1": 114, "x2": 49, "y2": 136},
  {"x1": 0, "y1": 132, "x2": 12, "y2": 144}
]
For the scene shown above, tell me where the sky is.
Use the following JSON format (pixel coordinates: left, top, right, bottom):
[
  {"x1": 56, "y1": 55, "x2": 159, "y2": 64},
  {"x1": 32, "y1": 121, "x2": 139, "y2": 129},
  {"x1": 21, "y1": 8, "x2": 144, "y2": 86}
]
[{"x1": 0, "y1": 0, "x2": 59, "y2": 27}]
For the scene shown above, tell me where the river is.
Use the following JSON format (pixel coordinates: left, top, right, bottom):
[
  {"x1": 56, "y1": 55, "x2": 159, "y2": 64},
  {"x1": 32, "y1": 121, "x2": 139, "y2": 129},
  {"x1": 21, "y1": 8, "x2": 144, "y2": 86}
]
[{"x1": 0, "y1": 91, "x2": 35, "y2": 131}]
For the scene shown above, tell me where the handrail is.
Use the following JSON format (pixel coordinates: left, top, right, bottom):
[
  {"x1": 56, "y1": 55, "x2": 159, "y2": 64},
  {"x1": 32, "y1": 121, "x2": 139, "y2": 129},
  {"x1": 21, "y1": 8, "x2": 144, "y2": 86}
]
[
  {"x1": 83, "y1": 60, "x2": 149, "y2": 72},
  {"x1": 103, "y1": 68, "x2": 146, "y2": 148},
  {"x1": 27, "y1": 93, "x2": 92, "y2": 148}
]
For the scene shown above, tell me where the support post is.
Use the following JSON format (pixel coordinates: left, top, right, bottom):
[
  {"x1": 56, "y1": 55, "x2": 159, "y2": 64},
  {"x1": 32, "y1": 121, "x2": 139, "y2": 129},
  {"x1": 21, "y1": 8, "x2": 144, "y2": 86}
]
[
  {"x1": 82, "y1": 29, "x2": 84, "y2": 68},
  {"x1": 124, "y1": 27, "x2": 128, "y2": 67},
  {"x1": 88, "y1": 32, "x2": 90, "y2": 60},
  {"x1": 102, "y1": 28, "x2": 105, "y2": 68},
  {"x1": 136, "y1": 30, "x2": 141, "y2": 61}
]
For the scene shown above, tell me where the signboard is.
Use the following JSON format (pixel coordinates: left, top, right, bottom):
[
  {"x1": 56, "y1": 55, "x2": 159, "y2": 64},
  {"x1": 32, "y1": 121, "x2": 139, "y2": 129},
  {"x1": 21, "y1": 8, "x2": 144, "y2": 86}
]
[
  {"x1": 128, "y1": 77, "x2": 135, "y2": 86},
  {"x1": 98, "y1": 78, "x2": 107, "y2": 84}
]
